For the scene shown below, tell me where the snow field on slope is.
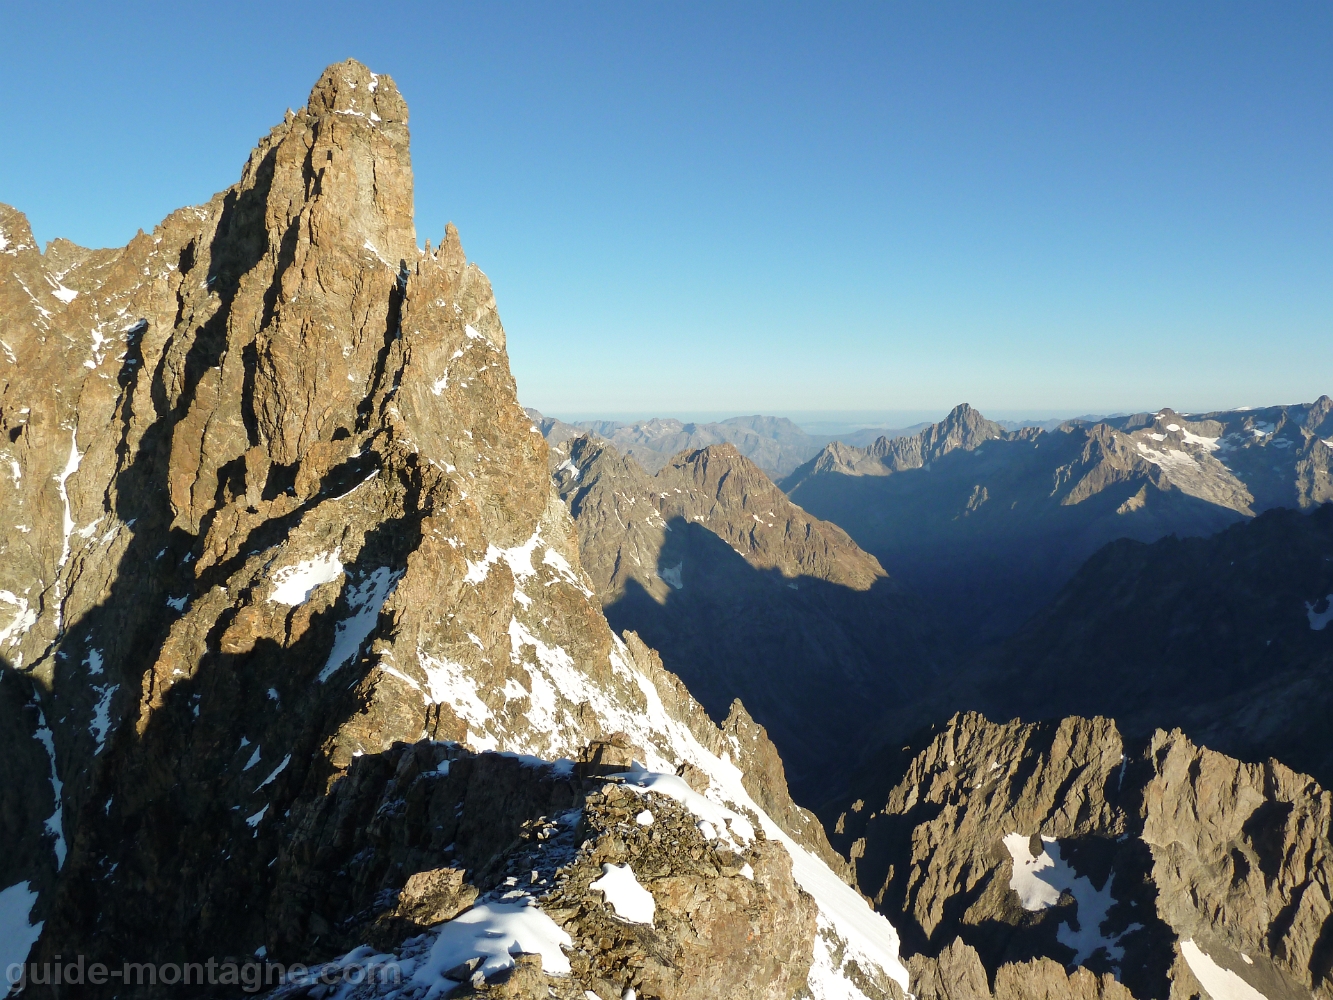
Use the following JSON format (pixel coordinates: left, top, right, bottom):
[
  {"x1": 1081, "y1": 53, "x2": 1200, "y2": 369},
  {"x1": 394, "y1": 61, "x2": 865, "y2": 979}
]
[
  {"x1": 0, "y1": 881, "x2": 42, "y2": 968},
  {"x1": 1180, "y1": 940, "x2": 1269, "y2": 1000},
  {"x1": 1003, "y1": 833, "x2": 1139, "y2": 966}
]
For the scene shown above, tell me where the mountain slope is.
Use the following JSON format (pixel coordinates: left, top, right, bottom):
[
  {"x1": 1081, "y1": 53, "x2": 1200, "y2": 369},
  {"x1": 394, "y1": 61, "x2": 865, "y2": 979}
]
[
  {"x1": 0, "y1": 60, "x2": 911, "y2": 999},
  {"x1": 549, "y1": 434, "x2": 940, "y2": 800},
  {"x1": 782, "y1": 401, "x2": 1330, "y2": 640}
]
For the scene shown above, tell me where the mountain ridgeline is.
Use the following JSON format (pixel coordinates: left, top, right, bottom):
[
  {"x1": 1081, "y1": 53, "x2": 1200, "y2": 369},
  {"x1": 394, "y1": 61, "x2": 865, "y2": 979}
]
[{"x1": 527, "y1": 410, "x2": 835, "y2": 479}]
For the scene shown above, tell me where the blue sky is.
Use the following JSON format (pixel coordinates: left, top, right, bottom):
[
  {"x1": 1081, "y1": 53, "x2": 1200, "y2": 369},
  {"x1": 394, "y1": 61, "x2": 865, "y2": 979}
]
[{"x1": 3, "y1": 2, "x2": 1329, "y2": 419}]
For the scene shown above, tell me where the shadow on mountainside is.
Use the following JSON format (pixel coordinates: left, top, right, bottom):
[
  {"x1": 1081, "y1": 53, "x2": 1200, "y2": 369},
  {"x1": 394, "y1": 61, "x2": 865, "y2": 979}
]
[
  {"x1": 851, "y1": 504, "x2": 1333, "y2": 793},
  {"x1": 970, "y1": 503, "x2": 1333, "y2": 787},
  {"x1": 20, "y1": 153, "x2": 438, "y2": 981},
  {"x1": 602, "y1": 515, "x2": 947, "y2": 806},
  {"x1": 0, "y1": 655, "x2": 60, "y2": 960},
  {"x1": 785, "y1": 432, "x2": 1246, "y2": 646}
]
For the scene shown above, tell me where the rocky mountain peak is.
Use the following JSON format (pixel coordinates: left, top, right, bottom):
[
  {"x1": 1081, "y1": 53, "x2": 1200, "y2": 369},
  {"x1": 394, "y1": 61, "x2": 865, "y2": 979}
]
[
  {"x1": 0, "y1": 60, "x2": 915, "y2": 999},
  {"x1": 922, "y1": 401, "x2": 1005, "y2": 453},
  {"x1": 306, "y1": 58, "x2": 409, "y2": 125}
]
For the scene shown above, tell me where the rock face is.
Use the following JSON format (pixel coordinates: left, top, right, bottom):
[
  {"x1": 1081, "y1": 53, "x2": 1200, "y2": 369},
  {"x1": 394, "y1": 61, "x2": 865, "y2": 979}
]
[
  {"x1": 0, "y1": 60, "x2": 913, "y2": 998},
  {"x1": 825, "y1": 711, "x2": 1333, "y2": 1000},
  {"x1": 782, "y1": 402, "x2": 1332, "y2": 642},
  {"x1": 547, "y1": 433, "x2": 940, "y2": 800},
  {"x1": 530, "y1": 410, "x2": 831, "y2": 480}
]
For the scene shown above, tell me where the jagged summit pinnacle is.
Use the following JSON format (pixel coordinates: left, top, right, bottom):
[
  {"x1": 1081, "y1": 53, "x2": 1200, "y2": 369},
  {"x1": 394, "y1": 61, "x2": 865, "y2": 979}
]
[{"x1": 305, "y1": 59, "x2": 408, "y2": 125}]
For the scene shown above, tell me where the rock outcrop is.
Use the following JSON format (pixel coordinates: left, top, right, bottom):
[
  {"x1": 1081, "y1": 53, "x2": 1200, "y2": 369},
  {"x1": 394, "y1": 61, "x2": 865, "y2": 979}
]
[
  {"x1": 826, "y1": 711, "x2": 1333, "y2": 1000},
  {"x1": 258, "y1": 741, "x2": 816, "y2": 1000},
  {"x1": 0, "y1": 60, "x2": 911, "y2": 998},
  {"x1": 547, "y1": 433, "x2": 939, "y2": 800}
]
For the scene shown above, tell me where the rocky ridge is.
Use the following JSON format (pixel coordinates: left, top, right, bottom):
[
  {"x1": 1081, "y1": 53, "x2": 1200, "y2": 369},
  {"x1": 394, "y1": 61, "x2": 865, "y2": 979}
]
[
  {"x1": 826, "y1": 711, "x2": 1333, "y2": 1000},
  {"x1": 547, "y1": 433, "x2": 939, "y2": 799},
  {"x1": 0, "y1": 60, "x2": 910, "y2": 998}
]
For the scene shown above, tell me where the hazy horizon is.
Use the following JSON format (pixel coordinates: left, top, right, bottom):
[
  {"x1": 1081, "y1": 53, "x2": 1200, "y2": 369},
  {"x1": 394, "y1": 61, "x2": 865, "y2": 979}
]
[{"x1": 530, "y1": 397, "x2": 1328, "y2": 436}]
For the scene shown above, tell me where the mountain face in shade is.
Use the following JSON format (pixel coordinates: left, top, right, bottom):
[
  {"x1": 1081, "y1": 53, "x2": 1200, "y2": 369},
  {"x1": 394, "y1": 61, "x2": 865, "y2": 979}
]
[
  {"x1": 528, "y1": 409, "x2": 832, "y2": 479},
  {"x1": 0, "y1": 60, "x2": 919, "y2": 999},
  {"x1": 547, "y1": 434, "x2": 942, "y2": 801},
  {"x1": 782, "y1": 400, "x2": 1333, "y2": 642},
  {"x1": 945, "y1": 502, "x2": 1333, "y2": 788}
]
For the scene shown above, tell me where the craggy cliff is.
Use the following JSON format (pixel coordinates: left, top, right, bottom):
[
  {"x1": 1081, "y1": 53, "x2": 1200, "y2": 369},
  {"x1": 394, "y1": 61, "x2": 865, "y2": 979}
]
[{"x1": 827, "y1": 712, "x2": 1333, "y2": 1000}]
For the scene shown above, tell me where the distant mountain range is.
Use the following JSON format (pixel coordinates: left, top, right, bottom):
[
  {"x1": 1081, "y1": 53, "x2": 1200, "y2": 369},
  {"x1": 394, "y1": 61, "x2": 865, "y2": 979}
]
[
  {"x1": 525, "y1": 408, "x2": 1119, "y2": 480},
  {"x1": 534, "y1": 398, "x2": 1333, "y2": 790},
  {"x1": 527, "y1": 410, "x2": 829, "y2": 479},
  {"x1": 782, "y1": 398, "x2": 1333, "y2": 641},
  {"x1": 969, "y1": 503, "x2": 1333, "y2": 786}
]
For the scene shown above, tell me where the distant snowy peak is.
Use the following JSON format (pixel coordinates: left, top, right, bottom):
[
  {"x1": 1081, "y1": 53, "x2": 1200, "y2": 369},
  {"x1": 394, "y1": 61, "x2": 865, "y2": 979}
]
[{"x1": 783, "y1": 397, "x2": 1333, "y2": 515}]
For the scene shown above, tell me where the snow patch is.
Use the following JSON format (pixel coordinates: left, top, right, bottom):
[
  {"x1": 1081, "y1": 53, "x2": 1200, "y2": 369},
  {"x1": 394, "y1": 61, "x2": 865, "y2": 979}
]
[
  {"x1": 52, "y1": 427, "x2": 83, "y2": 633},
  {"x1": 465, "y1": 528, "x2": 541, "y2": 585},
  {"x1": 1003, "y1": 833, "x2": 1132, "y2": 965},
  {"x1": 615, "y1": 770, "x2": 753, "y2": 849},
  {"x1": 1180, "y1": 939, "x2": 1268, "y2": 1000},
  {"x1": 48, "y1": 277, "x2": 78, "y2": 303},
  {"x1": 409, "y1": 899, "x2": 572, "y2": 983},
  {"x1": 542, "y1": 546, "x2": 593, "y2": 596},
  {"x1": 89, "y1": 682, "x2": 119, "y2": 754},
  {"x1": 255, "y1": 753, "x2": 291, "y2": 790},
  {"x1": 1136, "y1": 440, "x2": 1199, "y2": 471},
  {"x1": 0, "y1": 590, "x2": 37, "y2": 649},
  {"x1": 590, "y1": 863, "x2": 656, "y2": 924},
  {"x1": 0, "y1": 881, "x2": 43, "y2": 968},
  {"x1": 1306, "y1": 595, "x2": 1333, "y2": 631},
  {"x1": 269, "y1": 550, "x2": 344, "y2": 605},
  {"x1": 33, "y1": 707, "x2": 65, "y2": 869},
  {"x1": 318, "y1": 568, "x2": 402, "y2": 681},
  {"x1": 659, "y1": 563, "x2": 683, "y2": 590},
  {"x1": 419, "y1": 650, "x2": 494, "y2": 727},
  {"x1": 1182, "y1": 429, "x2": 1220, "y2": 451}
]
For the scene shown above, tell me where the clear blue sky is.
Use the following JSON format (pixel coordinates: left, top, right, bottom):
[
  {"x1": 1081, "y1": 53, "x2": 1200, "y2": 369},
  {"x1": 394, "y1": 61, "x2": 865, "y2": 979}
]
[{"x1": 3, "y1": 2, "x2": 1329, "y2": 418}]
